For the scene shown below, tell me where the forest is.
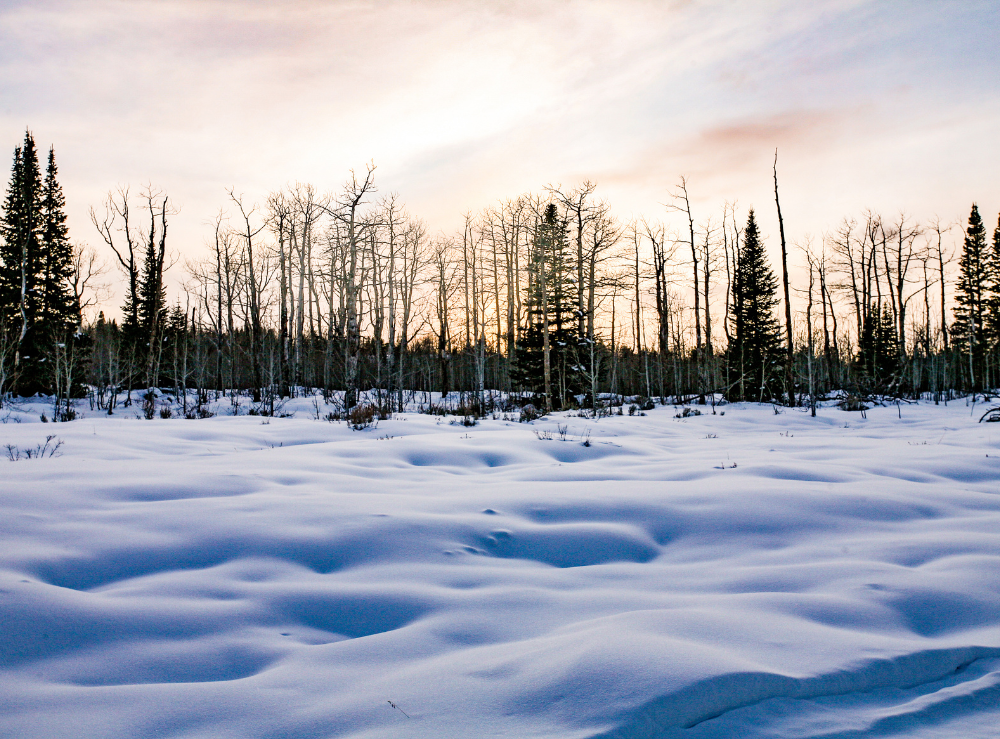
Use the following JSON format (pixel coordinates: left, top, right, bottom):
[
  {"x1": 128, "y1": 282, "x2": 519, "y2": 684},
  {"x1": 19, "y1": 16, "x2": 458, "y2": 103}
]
[{"x1": 2, "y1": 128, "x2": 999, "y2": 420}]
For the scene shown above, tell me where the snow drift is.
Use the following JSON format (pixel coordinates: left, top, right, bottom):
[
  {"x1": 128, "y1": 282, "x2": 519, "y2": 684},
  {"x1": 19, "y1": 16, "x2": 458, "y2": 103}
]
[{"x1": 1, "y1": 397, "x2": 999, "y2": 738}]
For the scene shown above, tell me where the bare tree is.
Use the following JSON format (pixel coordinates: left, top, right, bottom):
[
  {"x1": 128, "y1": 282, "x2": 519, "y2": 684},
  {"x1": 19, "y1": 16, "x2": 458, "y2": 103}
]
[
  {"x1": 667, "y1": 177, "x2": 700, "y2": 355},
  {"x1": 324, "y1": 165, "x2": 377, "y2": 410},
  {"x1": 70, "y1": 242, "x2": 111, "y2": 322},
  {"x1": 773, "y1": 151, "x2": 794, "y2": 406},
  {"x1": 91, "y1": 186, "x2": 140, "y2": 331},
  {"x1": 228, "y1": 190, "x2": 268, "y2": 401}
]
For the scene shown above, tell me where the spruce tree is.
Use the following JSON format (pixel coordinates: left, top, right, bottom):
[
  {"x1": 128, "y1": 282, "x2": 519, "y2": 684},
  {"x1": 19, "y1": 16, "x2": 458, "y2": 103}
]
[
  {"x1": 952, "y1": 204, "x2": 989, "y2": 389},
  {"x1": 856, "y1": 302, "x2": 899, "y2": 391},
  {"x1": 512, "y1": 203, "x2": 578, "y2": 405},
  {"x1": 1, "y1": 133, "x2": 80, "y2": 396},
  {"x1": 987, "y1": 213, "x2": 1000, "y2": 356},
  {"x1": 727, "y1": 209, "x2": 782, "y2": 402},
  {"x1": 0, "y1": 144, "x2": 25, "y2": 323},
  {"x1": 0, "y1": 130, "x2": 43, "y2": 384},
  {"x1": 39, "y1": 146, "x2": 79, "y2": 335}
]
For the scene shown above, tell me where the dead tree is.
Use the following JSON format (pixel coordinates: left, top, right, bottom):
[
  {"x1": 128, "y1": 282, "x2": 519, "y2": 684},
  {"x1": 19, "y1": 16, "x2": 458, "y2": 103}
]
[
  {"x1": 267, "y1": 191, "x2": 293, "y2": 394},
  {"x1": 228, "y1": 190, "x2": 268, "y2": 401},
  {"x1": 91, "y1": 186, "x2": 140, "y2": 333},
  {"x1": 668, "y1": 177, "x2": 700, "y2": 356},
  {"x1": 773, "y1": 152, "x2": 794, "y2": 406}
]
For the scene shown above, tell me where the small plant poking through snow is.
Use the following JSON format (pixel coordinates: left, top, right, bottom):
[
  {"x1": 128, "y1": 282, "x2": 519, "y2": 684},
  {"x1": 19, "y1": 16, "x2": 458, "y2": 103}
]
[
  {"x1": 5, "y1": 435, "x2": 63, "y2": 461},
  {"x1": 675, "y1": 407, "x2": 701, "y2": 418}
]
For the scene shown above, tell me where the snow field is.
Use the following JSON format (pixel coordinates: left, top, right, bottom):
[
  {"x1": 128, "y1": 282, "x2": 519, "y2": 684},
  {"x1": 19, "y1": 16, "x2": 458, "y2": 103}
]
[{"x1": 1, "y1": 398, "x2": 999, "y2": 738}]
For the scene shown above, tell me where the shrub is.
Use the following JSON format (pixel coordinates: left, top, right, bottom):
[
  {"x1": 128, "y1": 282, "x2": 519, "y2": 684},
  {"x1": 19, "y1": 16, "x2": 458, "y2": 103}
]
[
  {"x1": 349, "y1": 403, "x2": 378, "y2": 430},
  {"x1": 519, "y1": 404, "x2": 541, "y2": 422},
  {"x1": 838, "y1": 396, "x2": 870, "y2": 412},
  {"x1": 5, "y1": 435, "x2": 63, "y2": 461}
]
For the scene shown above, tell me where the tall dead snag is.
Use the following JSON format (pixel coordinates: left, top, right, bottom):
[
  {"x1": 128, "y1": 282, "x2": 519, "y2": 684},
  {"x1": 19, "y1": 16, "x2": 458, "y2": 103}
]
[
  {"x1": 141, "y1": 190, "x2": 170, "y2": 395},
  {"x1": 549, "y1": 181, "x2": 596, "y2": 339},
  {"x1": 329, "y1": 164, "x2": 376, "y2": 411},
  {"x1": 818, "y1": 241, "x2": 835, "y2": 390},
  {"x1": 229, "y1": 190, "x2": 267, "y2": 402},
  {"x1": 431, "y1": 237, "x2": 456, "y2": 398},
  {"x1": 267, "y1": 192, "x2": 292, "y2": 395},
  {"x1": 773, "y1": 151, "x2": 794, "y2": 406},
  {"x1": 646, "y1": 220, "x2": 674, "y2": 361},
  {"x1": 396, "y1": 218, "x2": 426, "y2": 410},
  {"x1": 804, "y1": 245, "x2": 817, "y2": 417},
  {"x1": 668, "y1": 177, "x2": 699, "y2": 358},
  {"x1": 929, "y1": 217, "x2": 952, "y2": 353}
]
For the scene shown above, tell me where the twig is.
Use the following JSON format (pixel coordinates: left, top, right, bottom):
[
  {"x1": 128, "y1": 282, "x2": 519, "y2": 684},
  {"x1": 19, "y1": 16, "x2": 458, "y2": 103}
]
[{"x1": 387, "y1": 700, "x2": 410, "y2": 718}]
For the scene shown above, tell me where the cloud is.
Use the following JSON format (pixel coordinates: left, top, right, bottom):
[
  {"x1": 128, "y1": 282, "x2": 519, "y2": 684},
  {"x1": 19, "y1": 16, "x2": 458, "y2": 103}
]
[{"x1": 0, "y1": 0, "x2": 998, "y2": 314}]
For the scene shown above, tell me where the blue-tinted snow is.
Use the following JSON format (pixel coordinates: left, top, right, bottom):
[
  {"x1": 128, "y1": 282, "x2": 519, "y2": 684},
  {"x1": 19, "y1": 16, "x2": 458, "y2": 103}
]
[{"x1": 1, "y1": 397, "x2": 999, "y2": 738}]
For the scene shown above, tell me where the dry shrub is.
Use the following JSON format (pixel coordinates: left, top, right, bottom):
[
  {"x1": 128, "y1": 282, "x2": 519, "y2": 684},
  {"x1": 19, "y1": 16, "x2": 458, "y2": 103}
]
[
  {"x1": 519, "y1": 404, "x2": 541, "y2": 423},
  {"x1": 349, "y1": 403, "x2": 378, "y2": 430},
  {"x1": 838, "y1": 396, "x2": 870, "y2": 412}
]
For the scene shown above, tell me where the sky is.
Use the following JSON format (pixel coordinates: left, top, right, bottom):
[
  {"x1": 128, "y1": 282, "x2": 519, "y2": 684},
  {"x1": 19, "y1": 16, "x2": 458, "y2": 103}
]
[{"x1": 1, "y1": 0, "x2": 999, "y2": 311}]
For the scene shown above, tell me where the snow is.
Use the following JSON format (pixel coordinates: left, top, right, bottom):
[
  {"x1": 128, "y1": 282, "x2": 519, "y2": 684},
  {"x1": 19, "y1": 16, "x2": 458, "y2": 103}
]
[{"x1": 1, "y1": 397, "x2": 1000, "y2": 738}]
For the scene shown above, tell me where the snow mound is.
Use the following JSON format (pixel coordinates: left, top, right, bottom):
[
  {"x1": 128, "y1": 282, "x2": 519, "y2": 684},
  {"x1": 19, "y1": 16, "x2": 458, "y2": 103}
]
[{"x1": 1, "y1": 401, "x2": 1000, "y2": 738}]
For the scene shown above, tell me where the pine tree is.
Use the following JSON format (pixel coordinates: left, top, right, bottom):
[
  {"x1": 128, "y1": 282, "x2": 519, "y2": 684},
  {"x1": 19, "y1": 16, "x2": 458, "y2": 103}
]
[
  {"x1": 726, "y1": 209, "x2": 783, "y2": 402},
  {"x1": 952, "y1": 204, "x2": 989, "y2": 389}
]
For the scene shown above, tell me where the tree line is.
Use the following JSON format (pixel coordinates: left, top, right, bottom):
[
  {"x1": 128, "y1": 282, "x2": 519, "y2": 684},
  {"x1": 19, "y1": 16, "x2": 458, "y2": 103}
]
[{"x1": 2, "y1": 130, "x2": 1000, "y2": 417}]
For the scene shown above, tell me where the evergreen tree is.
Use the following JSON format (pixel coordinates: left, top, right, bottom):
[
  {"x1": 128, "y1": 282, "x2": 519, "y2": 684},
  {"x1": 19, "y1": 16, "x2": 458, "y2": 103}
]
[
  {"x1": 0, "y1": 133, "x2": 81, "y2": 396},
  {"x1": 512, "y1": 203, "x2": 578, "y2": 405},
  {"x1": 137, "y1": 226, "x2": 167, "y2": 337},
  {"x1": 0, "y1": 130, "x2": 43, "y2": 386},
  {"x1": 38, "y1": 146, "x2": 79, "y2": 336},
  {"x1": 726, "y1": 209, "x2": 783, "y2": 401},
  {"x1": 135, "y1": 195, "x2": 169, "y2": 389},
  {"x1": 987, "y1": 213, "x2": 1000, "y2": 354},
  {"x1": 856, "y1": 302, "x2": 899, "y2": 390},
  {"x1": 0, "y1": 144, "x2": 25, "y2": 322},
  {"x1": 952, "y1": 204, "x2": 989, "y2": 389}
]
